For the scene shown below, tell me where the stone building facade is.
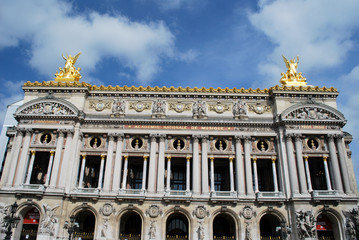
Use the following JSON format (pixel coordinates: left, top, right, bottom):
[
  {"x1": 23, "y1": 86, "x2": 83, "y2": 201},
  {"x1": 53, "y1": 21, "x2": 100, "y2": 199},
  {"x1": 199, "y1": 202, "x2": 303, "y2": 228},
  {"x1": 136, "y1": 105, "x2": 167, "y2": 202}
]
[{"x1": 0, "y1": 57, "x2": 358, "y2": 240}]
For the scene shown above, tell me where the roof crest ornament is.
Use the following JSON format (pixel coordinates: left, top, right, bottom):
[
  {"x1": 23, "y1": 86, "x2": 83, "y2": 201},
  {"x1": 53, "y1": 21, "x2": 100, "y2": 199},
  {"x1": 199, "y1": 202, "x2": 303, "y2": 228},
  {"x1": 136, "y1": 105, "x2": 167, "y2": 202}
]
[
  {"x1": 54, "y1": 53, "x2": 82, "y2": 82},
  {"x1": 280, "y1": 55, "x2": 307, "y2": 87}
]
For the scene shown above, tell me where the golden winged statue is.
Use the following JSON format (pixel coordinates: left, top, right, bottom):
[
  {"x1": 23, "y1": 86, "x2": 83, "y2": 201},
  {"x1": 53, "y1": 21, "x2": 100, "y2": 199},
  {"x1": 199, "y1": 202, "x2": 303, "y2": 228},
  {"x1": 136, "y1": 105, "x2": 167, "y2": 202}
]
[
  {"x1": 280, "y1": 55, "x2": 307, "y2": 86},
  {"x1": 54, "y1": 53, "x2": 82, "y2": 82}
]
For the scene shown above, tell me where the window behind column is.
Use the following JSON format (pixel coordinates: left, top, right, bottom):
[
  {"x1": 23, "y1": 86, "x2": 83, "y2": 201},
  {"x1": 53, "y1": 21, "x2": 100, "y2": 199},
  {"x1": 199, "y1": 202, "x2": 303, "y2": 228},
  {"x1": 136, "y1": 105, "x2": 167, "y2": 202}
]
[{"x1": 30, "y1": 152, "x2": 50, "y2": 184}]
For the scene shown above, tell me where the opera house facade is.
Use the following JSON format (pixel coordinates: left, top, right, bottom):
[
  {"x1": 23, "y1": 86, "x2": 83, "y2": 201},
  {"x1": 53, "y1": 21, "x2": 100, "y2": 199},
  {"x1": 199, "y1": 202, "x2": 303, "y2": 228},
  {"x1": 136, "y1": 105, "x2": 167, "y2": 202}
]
[{"x1": 0, "y1": 55, "x2": 358, "y2": 240}]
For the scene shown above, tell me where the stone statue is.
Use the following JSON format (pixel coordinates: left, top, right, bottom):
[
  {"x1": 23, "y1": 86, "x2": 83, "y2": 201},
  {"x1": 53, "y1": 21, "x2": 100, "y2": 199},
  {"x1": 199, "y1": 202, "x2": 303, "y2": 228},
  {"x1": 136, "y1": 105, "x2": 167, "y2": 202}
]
[
  {"x1": 280, "y1": 55, "x2": 307, "y2": 86},
  {"x1": 344, "y1": 208, "x2": 359, "y2": 239},
  {"x1": 0, "y1": 204, "x2": 10, "y2": 232},
  {"x1": 245, "y1": 222, "x2": 252, "y2": 240},
  {"x1": 152, "y1": 99, "x2": 166, "y2": 115},
  {"x1": 112, "y1": 99, "x2": 126, "y2": 115},
  {"x1": 55, "y1": 53, "x2": 82, "y2": 82},
  {"x1": 197, "y1": 221, "x2": 205, "y2": 240},
  {"x1": 193, "y1": 100, "x2": 207, "y2": 118},
  {"x1": 39, "y1": 204, "x2": 59, "y2": 235},
  {"x1": 149, "y1": 220, "x2": 156, "y2": 239},
  {"x1": 233, "y1": 99, "x2": 248, "y2": 116},
  {"x1": 296, "y1": 210, "x2": 316, "y2": 239}
]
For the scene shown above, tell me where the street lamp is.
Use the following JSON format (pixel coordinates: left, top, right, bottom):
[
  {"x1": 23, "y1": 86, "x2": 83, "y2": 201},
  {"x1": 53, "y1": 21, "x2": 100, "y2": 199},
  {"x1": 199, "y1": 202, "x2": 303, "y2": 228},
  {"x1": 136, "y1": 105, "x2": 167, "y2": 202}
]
[
  {"x1": 276, "y1": 220, "x2": 292, "y2": 240},
  {"x1": 64, "y1": 215, "x2": 79, "y2": 240},
  {"x1": 3, "y1": 202, "x2": 20, "y2": 240}
]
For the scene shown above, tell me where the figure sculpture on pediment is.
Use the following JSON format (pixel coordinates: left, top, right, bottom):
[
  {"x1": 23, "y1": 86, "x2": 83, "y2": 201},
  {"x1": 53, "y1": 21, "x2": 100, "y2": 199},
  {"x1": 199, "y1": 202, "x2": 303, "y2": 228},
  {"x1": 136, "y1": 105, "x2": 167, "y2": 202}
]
[
  {"x1": 193, "y1": 100, "x2": 207, "y2": 118},
  {"x1": 233, "y1": 99, "x2": 248, "y2": 117},
  {"x1": 112, "y1": 98, "x2": 126, "y2": 115},
  {"x1": 153, "y1": 99, "x2": 166, "y2": 115}
]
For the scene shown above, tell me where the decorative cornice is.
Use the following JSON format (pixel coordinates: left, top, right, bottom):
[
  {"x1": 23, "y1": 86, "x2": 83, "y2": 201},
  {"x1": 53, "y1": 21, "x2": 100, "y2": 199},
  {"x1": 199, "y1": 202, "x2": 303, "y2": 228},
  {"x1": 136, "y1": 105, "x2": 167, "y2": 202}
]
[{"x1": 23, "y1": 81, "x2": 338, "y2": 94}]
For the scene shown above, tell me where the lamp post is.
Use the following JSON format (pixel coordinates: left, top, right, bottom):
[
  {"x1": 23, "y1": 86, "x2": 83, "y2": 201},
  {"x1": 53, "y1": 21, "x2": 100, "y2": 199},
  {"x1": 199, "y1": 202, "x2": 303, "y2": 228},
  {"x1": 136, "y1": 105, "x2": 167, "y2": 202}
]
[
  {"x1": 64, "y1": 215, "x2": 79, "y2": 240},
  {"x1": 276, "y1": 220, "x2": 292, "y2": 240},
  {"x1": 3, "y1": 202, "x2": 20, "y2": 240}
]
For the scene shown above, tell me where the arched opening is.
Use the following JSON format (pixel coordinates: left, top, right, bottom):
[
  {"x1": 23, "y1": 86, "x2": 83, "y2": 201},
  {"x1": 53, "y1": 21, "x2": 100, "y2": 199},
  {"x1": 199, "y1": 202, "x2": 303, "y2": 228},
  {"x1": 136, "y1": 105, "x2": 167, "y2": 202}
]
[
  {"x1": 119, "y1": 211, "x2": 142, "y2": 240},
  {"x1": 74, "y1": 210, "x2": 95, "y2": 240},
  {"x1": 316, "y1": 213, "x2": 340, "y2": 240},
  {"x1": 213, "y1": 213, "x2": 236, "y2": 239},
  {"x1": 19, "y1": 207, "x2": 40, "y2": 240},
  {"x1": 166, "y1": 213, "x2": 189, "y2": 240},
  {"x1": 260, "y1": 214, "x2": 281, "y2": 239}
]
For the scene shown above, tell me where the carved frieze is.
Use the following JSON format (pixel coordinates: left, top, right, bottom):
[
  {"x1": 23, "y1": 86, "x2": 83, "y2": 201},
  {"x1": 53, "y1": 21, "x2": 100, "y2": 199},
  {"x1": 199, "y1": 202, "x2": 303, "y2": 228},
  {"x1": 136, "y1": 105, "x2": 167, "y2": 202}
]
[
  {"x1": 208, "y1": 102, "x2": 230, "y2": 114},
  {"x1": 283, "y1": 106, "x2": 341, "y2": 121},
  {"x1": 168, "y1": 102, "x2": 192, "y2": 113},
  {"x1": 89, "y1": 100, "x2": 111, "y2": 111},
  {"x1": 248, "y1": 103, "x2": 271, "y2": 114},
  {"x1": 19, "y1": 102, "x2": 75, "y2": 116},
  {"x1": 129, "y1": 101, "x2": 152, "y2": 112}
]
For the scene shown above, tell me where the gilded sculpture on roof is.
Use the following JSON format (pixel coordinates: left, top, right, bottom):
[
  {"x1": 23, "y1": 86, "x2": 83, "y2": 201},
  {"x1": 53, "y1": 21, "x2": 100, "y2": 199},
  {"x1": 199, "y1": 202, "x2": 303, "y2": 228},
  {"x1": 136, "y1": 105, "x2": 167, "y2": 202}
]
[
  {"x1": 54, "y1": 53, "x2": 82, "y2": 82},
  {"x1": 280, "y1": 55, "x2": 307, "y2": 86}
]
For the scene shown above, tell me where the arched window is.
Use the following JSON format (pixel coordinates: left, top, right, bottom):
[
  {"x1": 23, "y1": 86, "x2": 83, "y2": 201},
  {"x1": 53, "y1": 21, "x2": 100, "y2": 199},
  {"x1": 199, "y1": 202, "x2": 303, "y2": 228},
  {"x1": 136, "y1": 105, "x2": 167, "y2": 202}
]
[
  {"x1": 119, "y1": 212, "x2": 142, "y2": 240},
  {"x1": 166, "y1": 213, "x2": 188, "y2": 240},
  {"x1": 213, "y1": 213, "x2": 236, "y2": 239},
  {"x1": 317, "y1": 213, "x2": 338, "y2": 240},
  {"x1": 74, "y1": 210, "x2": 95, "y2": 240},
  {"x1": 20, "y1": 207, "x2": 40, "y2": 240},
  {"x1": 260, "y1": 214, "x2": 281, "y2": 239}
]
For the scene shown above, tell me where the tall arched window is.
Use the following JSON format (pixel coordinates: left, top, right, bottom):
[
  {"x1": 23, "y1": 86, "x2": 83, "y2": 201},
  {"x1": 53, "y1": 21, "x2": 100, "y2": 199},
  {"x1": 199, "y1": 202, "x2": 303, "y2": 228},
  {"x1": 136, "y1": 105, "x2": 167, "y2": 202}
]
[
  {"x1": 119, "y1": 211, "x2": 142, "y2": 240},
  {"x1": 260, "y1": 214, "x2": 281, "y2": 239},
  {"x1": 20, "y1": 207, "x2": 40, "y2": 240},
  {"x1": 74, "y1": 210, "x2": 96, "y2": 240},
  {"x1": 213, "y1": 213, "x2": 236, "y2": 239},
  {"x1": 166, "y1": 213, "x2": 188, "y2": 240}
]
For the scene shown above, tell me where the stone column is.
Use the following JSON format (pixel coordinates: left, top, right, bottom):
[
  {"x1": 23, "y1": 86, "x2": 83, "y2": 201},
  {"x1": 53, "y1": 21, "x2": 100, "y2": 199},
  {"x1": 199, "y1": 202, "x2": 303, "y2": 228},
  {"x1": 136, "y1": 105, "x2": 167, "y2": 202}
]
[
  {"x1": 121, "y1": 155, "x2": 129, "y2": 190},
  {"x1": 98, "y1": 154, "x2": 106, "y2": 189},
  {"x1": 24, "y1": 150, "x2": 36, "y2": 184},
  {"x1": 5, "y1": 129, "x2": 24, "y2": 186},
  {"x1": 285, "y1": 134, "x2": 299, "y2": 195},
  {"x1": 303, "y1": 156, "x2": 313, "y2": 192},
  {"x1": 323, "y1": 156, "x2": 333, "y2": 191},
  {"x1": 156, "y1": 134, "x2": 166, "y2": 193},
  {"x1": 272, "y1": 157, "x2": 279, "y2": 192},
  {"x1": 229, "y1": 156, "x2": 235, "y2": 192},
  {"x1": 14, "y1": 129, "x2": 32, "y2": 186},
  {"x1": 148, "y1": 134, "x2": 158, "y2": 193},
  {"x1": 244, "y1": 136, "x2": 254, "y2": 195},
  {"x1": 141, "y1": 155, "x2": 148, "y2": 191},
  {"x1": 252, "y1": 157, "x2": 259, "y2": 193},
  {"x1": 186, "y1": 156, "x2": 191, "y2": 192},
  {"x1": 192, "y1": 135, "x2": 201, "y2": 195},
  {"x1": 336, "y1": 135, "x2": 352, "y2": 193},
  {"x1": 49, "y1": 130, "x2": 64, "y2": 187},
  {"x1": 78, "y1": 154, "x2": 86, "y2": 188},
  {"x1": 235, "y1": 136, "x2": 245, "y2": 196},
  {"x1": 201, "y1": 135, "x2": 209, "y2": 195},
  {"x1": 103, "y1": 134, "x2": 115, "y2": 192},
  {"x1": 210, "y1": 156, "x2": 215, "y2": 192},
  {"x1": 166, "y1": 156, "x2": 171, "y2": 192},
  {"x1": 66, "y1": 127, "x2": 81, "y2": 192},
  {"x1": 44, "y1": 151, "x2": 55, "y2": 186},
  {"x1": 327, "y1": 134, "x2": 343, "y2": 193},
  {"x1": 58, "y1": 129, "x2": 73, "y2": 189},
  {"x1": 293, "y1": 134, "x2": 308, "y2": 194},
  {"x1": 112, "y1": 134, "x2": 124, "y2": 191}
]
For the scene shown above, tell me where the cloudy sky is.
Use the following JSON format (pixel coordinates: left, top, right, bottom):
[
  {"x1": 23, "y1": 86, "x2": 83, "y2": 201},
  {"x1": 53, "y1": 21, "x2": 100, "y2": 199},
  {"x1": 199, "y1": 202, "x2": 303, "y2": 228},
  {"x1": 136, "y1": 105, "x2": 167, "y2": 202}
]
[{"x1": 1, "y1": 0, "x2": 359, "y2": 184}]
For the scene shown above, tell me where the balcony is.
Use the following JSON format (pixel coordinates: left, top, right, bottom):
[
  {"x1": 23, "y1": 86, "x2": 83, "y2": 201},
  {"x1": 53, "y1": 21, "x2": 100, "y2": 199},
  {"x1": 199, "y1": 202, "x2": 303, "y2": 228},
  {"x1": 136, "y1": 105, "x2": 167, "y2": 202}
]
[
  {"x1": 117, "y1": 189, "x2": 146, "y2": 201},
  {"x1": 311, "y1": 190, "x2": 339, "y2": 202},
  {"x1": 256, "y1": 191, "x2": 285, "y2": 202},
  {"x1": 70, "y1": 188, "x2": 100, "y2": 199},
  {"x1": 210, "y1": 191, "x2": 237, "y2": 203},
  {"x1": 15, "y1": 184, "x2": 46, "y2": 197},
  {"x1": 163, "y1": 190, "x2": 192, "y2": 202}
]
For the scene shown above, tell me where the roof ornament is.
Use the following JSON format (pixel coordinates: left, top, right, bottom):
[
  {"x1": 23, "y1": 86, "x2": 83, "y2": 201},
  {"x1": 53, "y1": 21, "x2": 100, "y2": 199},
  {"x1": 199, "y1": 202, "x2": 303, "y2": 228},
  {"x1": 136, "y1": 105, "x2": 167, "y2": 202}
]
[
  {"x1": 280, "y1": 55, "x2": 307, "y2": 86},
  {"x1": 54, "y1": 53, "x2": 82, "y2": 82}
]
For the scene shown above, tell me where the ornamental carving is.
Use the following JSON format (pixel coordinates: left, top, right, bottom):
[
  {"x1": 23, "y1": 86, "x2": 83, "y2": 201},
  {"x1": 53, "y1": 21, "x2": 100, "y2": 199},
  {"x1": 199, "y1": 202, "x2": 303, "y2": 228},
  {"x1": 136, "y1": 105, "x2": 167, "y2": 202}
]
[
  {"x1": 168, "y1": 102, "x2": 192, "y2": 113},
  {"x1": 89, "y1": 100, "x2": 111, "y2": 111},
  {"x1": 0, "y1": 204, "x2": 10, "y2": 233},
  {"x1": 193, "y1": 100, "x2": 207, "y2": 118},
  {"x1": 280, "y1": 55, "x2": 307, "y2": 87},
  {"x1": 283, "y1": 107, "x2": 340, "y2": 121},
  {"x1": 208, "y1": 102, "x2": 230, "y2": 114},
  {"x1": 149, "y1": 220, "x2": 156, "y2": 239},
  {"x1": 193, "y1": 206, "x2": 208, "y2": 219},
  {"x1": 39, "y1": 204, "x2": 59, "y2": 236},
  {"x1": 343, "y1": 207, "x2": 359, "y2": 240},
  {"x1": 100, "y1": 203, "x2": 115, "y2": 217},
  {"x1": 240, "y1": 205, "x2": 256, "y2": 221},
  {"x1": 152, "y1": 99, "x2": 166, "y2": 116},
  {"x1": 20, "y1": 102, "x2": 75, "y2": 116},
  {"x1": 248, "y1": 103, "x2": 271, "y2": 114},
  {"x1": 146, "y1": 205, "x2": 162, "y2": 218},
  {"x1": 112, "y1": 98, "x2": 126, "y2": 116},
  {"x1": 129, "y1": 101, "x2": 151, "y2": 112},
  {"x1": 296, "y1": 210, "x2": 316, "y2": 239},
  {"x1": 54, "y1": 53, "x2": 82, "y2": 82},
  {"x1": 197, "y1": 220, "x2": 205, "y2": 240},
  {"x1": 233, "y1": 99, "x2": 248, "y2": 117}
]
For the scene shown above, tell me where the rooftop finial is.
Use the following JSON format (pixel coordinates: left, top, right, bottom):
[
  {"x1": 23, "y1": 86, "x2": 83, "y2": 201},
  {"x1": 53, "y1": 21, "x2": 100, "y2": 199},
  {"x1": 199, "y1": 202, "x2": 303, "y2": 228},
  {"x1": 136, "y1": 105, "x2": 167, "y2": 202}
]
[{"x1": 54, "y1": 53, "x2": 82, "y2": 82}]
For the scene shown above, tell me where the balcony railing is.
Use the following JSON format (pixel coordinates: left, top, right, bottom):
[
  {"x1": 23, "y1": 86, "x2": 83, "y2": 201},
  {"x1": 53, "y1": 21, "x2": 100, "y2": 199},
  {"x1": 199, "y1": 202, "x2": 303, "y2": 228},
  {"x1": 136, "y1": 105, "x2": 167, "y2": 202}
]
[
  {"x1": 119, "y1": 189, "x2": 146, "y2": 195},
  {"x1": 165, "y1": 190, "x2": 191, "y2": 197},
  {"x1": 311, "y1": 190, "x2": 337, "y2": 199},
  {"x1": 73, "y1": 188, "x2": 100, "y2": 194},
  {"x1": 119, "y1": 233, "x2": 141, "y2": 240},
  {"x1": 211, "y1": 191, "x2": 237, "y2": 198},
  {"x1": 21, "y1": 184, "x2": 46, "y2": 191},
  {"x1": 166, "y1": 235, "x2": 188, "y2": 240},
  {"x1": 256, "y1": 191, "x2": 285, "y2": 199},
  {"x1": 213, "y1": 236, "x2": 235, "y2": 239},
  {"x1": 73, "y1": 232, "x2": 94, "y2": 240}
]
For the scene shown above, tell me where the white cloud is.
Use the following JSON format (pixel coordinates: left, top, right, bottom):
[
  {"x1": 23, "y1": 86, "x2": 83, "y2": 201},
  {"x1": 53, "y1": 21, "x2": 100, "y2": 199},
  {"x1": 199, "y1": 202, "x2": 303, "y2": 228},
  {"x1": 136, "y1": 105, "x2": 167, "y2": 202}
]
[
  {"x1": 0, "y1": 80, "x2": 24, "y2": 128},
  {"x1": 154, "y1": 0, "x2": 202, "y2": 10},
  {"x1": 0, "y1": 0, "x2": 179, "y2": 83},
  {"x1": 248, "y1": 0, "x2": 359, "y2": 85}
]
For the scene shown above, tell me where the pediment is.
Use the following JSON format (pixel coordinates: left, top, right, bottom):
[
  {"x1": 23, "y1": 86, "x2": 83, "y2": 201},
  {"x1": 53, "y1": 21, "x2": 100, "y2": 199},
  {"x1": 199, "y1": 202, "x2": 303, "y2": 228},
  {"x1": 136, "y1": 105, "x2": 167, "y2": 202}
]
[
  {"x1": 16, "y1": 98, "x2": 79, "y2": 117},
  {"x1": 280, "y1": 103, "x2": 345, "y2": 122}
]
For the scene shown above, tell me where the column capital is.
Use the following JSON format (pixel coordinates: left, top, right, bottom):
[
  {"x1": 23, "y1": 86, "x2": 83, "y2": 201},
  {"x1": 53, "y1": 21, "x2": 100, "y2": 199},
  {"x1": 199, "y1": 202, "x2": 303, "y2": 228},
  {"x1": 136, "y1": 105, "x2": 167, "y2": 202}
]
[
  {"x1": 101, "y1": 154, "x2": 106, "y2": 160},
  {"x1": 200, "y1": 135, "x2": 208, "y2": 141},
  {"x1": 50, "y1": 151, "x2": 55, "y2": 156},
  {"x1": 271, "y1": 156, "x2": 276, "y2": 162},
  {"x1": 81, "y1": 154, "x2": 86, "y2": 159},
  {"x1": 192, "y1": 134, "x2": 200, "y2": 142},
  {"x1": 158, "y1": 134, "x2": 166, "y2": 141},
  {"x1": 293, "y1": 133, "x2": 302, "y2": 141},
  {"x1": 327, "y1": 134, "x2": 335, "y2": 141},
  {"x1": 25, "y1": 128, "x2": 33, "y2": 135},
  {"x1": 323, "y1": 155, "x2": 328, "y2": 161},
  {"x1": 235, "y1": 135, "x2": 244, "y2": 142},
  {"x1": 31, "y1": 150, "x2": 36, "y2": 155},
  {"x1": 243, "y1": 136, "x2": 251, "y2": 143},
  {"x1": 124, "y1": 155, "x2": 128, "y2": 160},
  {"x1": 166, "y1": 155, "x2": 171, "y2": 161},
  {"x1": 229, "y1": 156, "x2": 234, "y2": 162},
  {"x1": 117, "y1": 133, "x2": 124, "y2": 141},
  {"x1": 285, "y1": 133, "x2": 294, "y2": 141},
  {"x1": 107, "y1": 133, "x2": 116, "y2": 141},
  {"x1": 209, "y1": 156, "x2": 214, "y2": 161},
  {"x1": 150, "y1": 133, "x2": 157, "y2": 141},
  {"x1": 303, "y1": 155, "x2": 309, "y2": 161},
  {"x1": 252, "y1": 156, "x2": 257, "y2": 162},
  {"x1": 186, "y1": 156, "x2": 191, "y2": 161},
  {"x1": 143, "y1": 155, "x2": 149, "y2": 160}
]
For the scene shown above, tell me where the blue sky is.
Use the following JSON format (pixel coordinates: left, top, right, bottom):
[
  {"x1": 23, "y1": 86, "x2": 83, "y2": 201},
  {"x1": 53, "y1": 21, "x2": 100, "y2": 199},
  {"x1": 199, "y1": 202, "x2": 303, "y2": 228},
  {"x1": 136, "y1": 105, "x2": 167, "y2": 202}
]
[{"x1": 1, "y1": 0, "x2": 359, "y2": 185}]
